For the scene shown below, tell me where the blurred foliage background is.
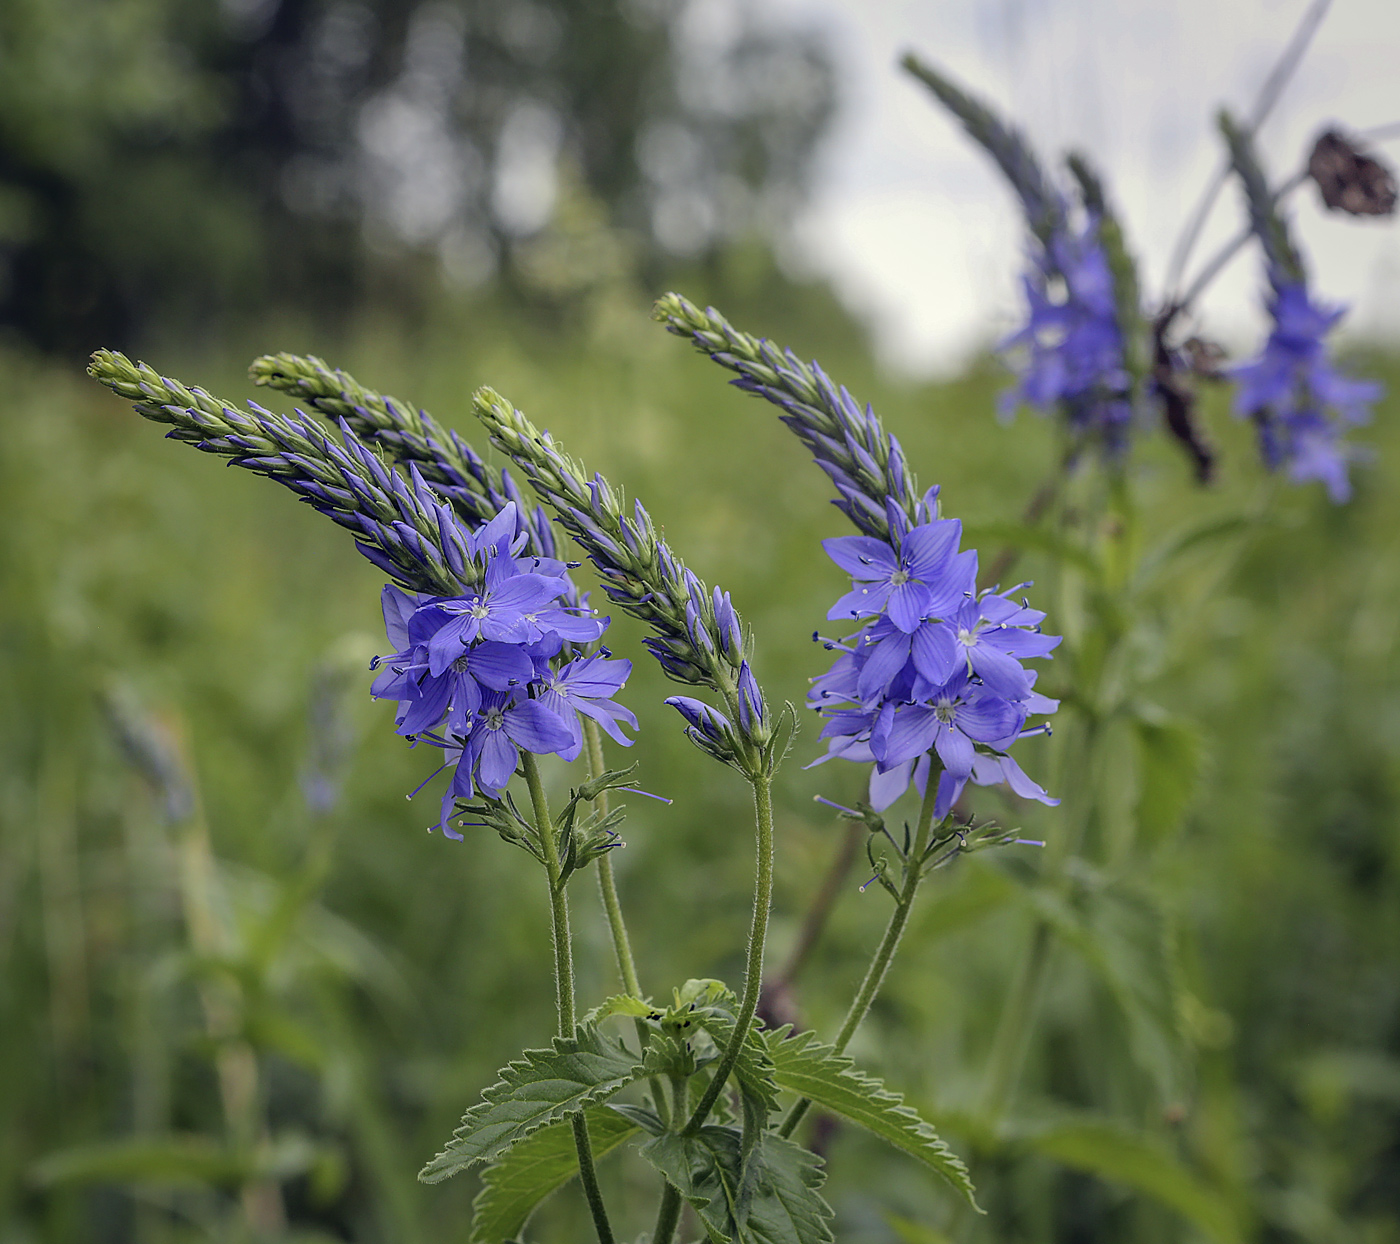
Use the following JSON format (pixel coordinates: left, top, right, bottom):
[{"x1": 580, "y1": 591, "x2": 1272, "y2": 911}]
[{"x1": 1, "y1": 1, "x2": 1398, "y2": 1242}]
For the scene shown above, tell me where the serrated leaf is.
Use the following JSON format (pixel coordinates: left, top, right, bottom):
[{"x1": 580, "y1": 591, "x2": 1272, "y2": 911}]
[
  {"x1": 469, "y1": 1107, "x2": 639, "y2": 1244},
  {"x1": 419, "y1": 1024, "x2": 646, "y2": 1183},
  {"x1": 640, "y1": 1128, "x2": 833, "y2": 1244},
  {"x1": 763, "y1": 1029, "x2": 977, "y2": 1208},
  {"x1": 694, "y1": 1013, "x2": 781, "y2": 1117},
  {"x1": 1131, "y1": 710, "x2": 1203, "y2": 848},
  {"x1": 1026, "y1": 1120, "x2": 1243, "y2": 1244}
]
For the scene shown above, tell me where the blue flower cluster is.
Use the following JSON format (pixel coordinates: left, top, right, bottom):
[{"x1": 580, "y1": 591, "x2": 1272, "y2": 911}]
[
  {"x1": 1001, "y1": 218, "x2": 1133, "y2": 452},
  {"x1": 370, "y1": 502, "x2": 635, "y2": 836},
  {"x1": 809, "y1": 500, "x2": 1060, "y2": 819},
  {"x1": 1232, "y1": 276, "x2": 1382, "y2": 503}
]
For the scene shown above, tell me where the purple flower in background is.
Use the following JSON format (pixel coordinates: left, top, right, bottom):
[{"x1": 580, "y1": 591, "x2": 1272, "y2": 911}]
[
  {"x1": 1232, "y1": 277, "x2": 1382, "y2": 502},
  {"x1": 1001, "y1": 218, "x2": 1133, "y2": 452}
]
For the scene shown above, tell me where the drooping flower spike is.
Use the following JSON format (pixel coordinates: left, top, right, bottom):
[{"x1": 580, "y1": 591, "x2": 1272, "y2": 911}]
[
  {"x1": 251, "y1": 351, "x2": 587, "y2": 609},
  {"x1": 1219, "y1": 110, "x2": 1384, "y2": 502},
  {"x1": 89, "y1": 351, "x2": 485, "y2": 597},
  {"x1": 653, "y1": 300, "x2": 1059, "y2": 817},
  {"x1": 472, "y1": 385, "x2": 774, "y2": 772}
]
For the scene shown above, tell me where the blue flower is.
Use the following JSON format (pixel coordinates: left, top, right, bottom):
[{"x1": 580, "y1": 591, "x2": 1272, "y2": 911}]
[
  {"x1": 370, "y1": 504, "x2": 634, "y2": 835},
  {"x1": 536, "y1": 652, "x2": 638, "y2": 761},
  {"x1": 824, "y1": 518, "x2": 965, "y2": 632},
  {"x1": 811, "y1": 517, "x2": 1059, "y2": 817},
  {"x1": 1232, "y1": 277, "x2": 1382, "y2": 502},
  {"x1": 1001, "y1": 218, "x2": 1133, "y2": 452}
]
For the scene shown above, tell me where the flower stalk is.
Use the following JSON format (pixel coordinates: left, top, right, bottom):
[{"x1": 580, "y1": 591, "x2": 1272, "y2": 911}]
[{"x1": 520, "y1": 752, "x2": 615, "y2": 1244}]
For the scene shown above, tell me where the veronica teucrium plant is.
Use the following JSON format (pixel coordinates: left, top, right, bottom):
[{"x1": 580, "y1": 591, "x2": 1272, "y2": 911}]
[{"x1": 93, "y1": 314, "x2": 1054, "y2": 1242}]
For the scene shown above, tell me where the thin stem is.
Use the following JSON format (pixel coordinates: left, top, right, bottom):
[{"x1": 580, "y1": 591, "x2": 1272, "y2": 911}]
[
  {"x1": 779, "y1": 778, "x2": 941, "y2": 1140},
  {"x1": 685, "y1": 772, "x2": 775, "y2": 1133},
  {"x1": 1162, "y1": 0, "x2": 1332, "y2": 303},
  {"x1": 1172, "y1": 171, "x2": 1308, "y2": 319},
  {"x1": 583, "y1": 720, "x2": 644, "y2": 998},
  {"x1": 520, "y1": 753, "x2": 616, "y2": 1244},
  {"x1": 581, "y1": 718, "x2": 669, "y2": 1128}
]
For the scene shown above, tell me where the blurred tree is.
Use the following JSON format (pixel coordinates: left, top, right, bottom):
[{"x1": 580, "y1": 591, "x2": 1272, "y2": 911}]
[{"x1": 0, "y1": 0, "x2": 835, "y2": 354}]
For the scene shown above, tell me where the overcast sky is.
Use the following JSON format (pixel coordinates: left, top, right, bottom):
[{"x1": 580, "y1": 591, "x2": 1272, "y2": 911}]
[{"x1": 745, "y1": 0, "x2": 1400, "y2": 374}]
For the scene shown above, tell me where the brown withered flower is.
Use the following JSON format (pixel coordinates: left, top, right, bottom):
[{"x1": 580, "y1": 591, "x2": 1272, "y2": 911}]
[
  {"x1": 1182, "y1": 335, "x2": 1229, "y2": 381},
  {"x1": 1307, "y1": 129, "x2": 1397, "y2": 217}
]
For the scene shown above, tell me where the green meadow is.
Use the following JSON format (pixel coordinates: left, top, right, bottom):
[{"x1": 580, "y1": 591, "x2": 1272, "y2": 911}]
[{"x1": 2, "y1": 267, "x2": 1398, "y2": 1241}]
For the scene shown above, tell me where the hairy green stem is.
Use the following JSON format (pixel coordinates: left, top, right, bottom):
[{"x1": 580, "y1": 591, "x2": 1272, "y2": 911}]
[
  {"x1": 521, "y1": 754, "x2": 615, "y2": 1244},
  {"x1": 685, "y1": 773, "x2": 775, "y2": 1132},
  {"x1": 652, "y1": 1182, "x2": 685, "y2": 1244},
  {"x1": 779, "y1": 778, "x2": 940, "y2": 1139},
  {"x1": 581, "y1": 718, "x2": 669, "y2": 1128},
  {"x1": 583, "y1": 720, "x2": 644, "y2": 998}
]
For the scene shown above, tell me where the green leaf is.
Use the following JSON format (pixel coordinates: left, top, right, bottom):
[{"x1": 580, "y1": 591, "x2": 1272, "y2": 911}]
[
  {"x1": 30, "y1": 1136, "x2": 246, "y2": 1190},
  {"x1": 419, "y1": 1024, "x2": 646, "y2": 1183},
  {"x1": 639, "y1": 1127, "x2": 833, "y2": 1244},
  {"x1": 1131, "y1": 514, "x2": 1254, "y2": 594},
  {"x1": 763, "y1": 1029, "x2": 977, "y2": 1207},
  {"x1": 1011, "y1": 881, "x2": 1186, "y2": 1105},
  {"x1": 1132, "y1": 709, "x2": 1203, "y2": 848},
  {"x1": 883, "y1": 1213, "x2": 953, "y2": 1244},
  {"x1": 1027, "y1": 1120, "x2": 1243, "y2": 1244},
  {"x1": 960, "y1": 522, "x2": 1098, "y2": 577},
  {"x1": 584, "y1": 993, "x2": 661, "y2": 1025},
  {"x1": 470, "y1": 1107, "x2": 640, "y2": 1244},
  {"x1": 693, "y1": 1013, "x2": 781, "y2": 1118},
  {"x1": 29, "y1": 1133, "x2": 322, "y2": 1190}
]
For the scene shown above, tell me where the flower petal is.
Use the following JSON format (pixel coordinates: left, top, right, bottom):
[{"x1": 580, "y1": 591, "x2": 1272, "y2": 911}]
[{"x1": 823, "y1": 535, "x2": 898, "y2": 580}]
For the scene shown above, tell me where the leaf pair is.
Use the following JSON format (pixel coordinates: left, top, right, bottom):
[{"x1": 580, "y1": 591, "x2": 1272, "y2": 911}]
[{"x1": 424, "y1": 986, "x2": 977, "y2": 1243}]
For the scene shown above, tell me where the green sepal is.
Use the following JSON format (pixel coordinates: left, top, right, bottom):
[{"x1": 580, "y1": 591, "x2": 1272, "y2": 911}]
[
  {"x1": 452, "y1": 791, "x2": 544, "y2": 863},
  {"x1": 555, "y1": 765, "x2": 643, "y2": 881},
  {"x1": 468, "y1": 1106, "x2": 640, "y2": 1244},
  {"x1": 639, "y1": 1127, "x2": 834, "y2": 1244},
  {"x1": 763, "y1": 1028, "x2": 978, "y2": 1208},
  {"x1": 418, "y1": 1023, "x2": 647, "y2": 1183}
]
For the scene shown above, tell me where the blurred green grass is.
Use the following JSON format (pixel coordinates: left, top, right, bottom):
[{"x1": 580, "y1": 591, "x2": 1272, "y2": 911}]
[{"x1": 2, "y1": 282, "x2": 1398, "y2": 1242}]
